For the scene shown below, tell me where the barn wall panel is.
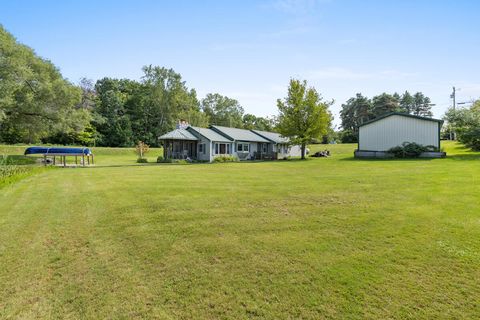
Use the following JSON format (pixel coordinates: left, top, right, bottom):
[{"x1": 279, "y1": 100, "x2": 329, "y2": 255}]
[{"x1": 359, "y1": 115, "x2": 439, "y2": 151}]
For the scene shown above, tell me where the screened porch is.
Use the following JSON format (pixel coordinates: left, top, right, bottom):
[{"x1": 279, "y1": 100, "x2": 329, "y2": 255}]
[{"x1": 159, "y1": 128, "x2": 199, "y2": 160}]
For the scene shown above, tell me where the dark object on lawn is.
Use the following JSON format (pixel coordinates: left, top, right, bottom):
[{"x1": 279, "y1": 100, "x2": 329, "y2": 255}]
[
  {"x1": 311, "y1": 150, "x2": 330, "y2": 157},
  {"x1": 24, "y1": 147, "x2": 94, "y2": 167}
]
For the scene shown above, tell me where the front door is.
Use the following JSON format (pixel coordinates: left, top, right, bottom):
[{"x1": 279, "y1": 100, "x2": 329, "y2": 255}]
[
  {"x1": 219, "y1": 143, "x2": 226, "y2": 154},
  {"x1": 188, "y1": 142, "x2": 197, "y2": 159}
]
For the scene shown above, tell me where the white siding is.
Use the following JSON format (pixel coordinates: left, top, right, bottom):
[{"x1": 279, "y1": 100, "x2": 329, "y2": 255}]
[
  {"x1": 233, "y1": 141, "x2": 256, "y2": 160},
  {"x1": 359, "y1": 115, "x2": 440, "y2": 151},
  {"x1": 276, "y1": 144, "x2": 302, "y2": 158},
  {"x1": 288, "y1": 145, "x2": 302, "y2": 157}
]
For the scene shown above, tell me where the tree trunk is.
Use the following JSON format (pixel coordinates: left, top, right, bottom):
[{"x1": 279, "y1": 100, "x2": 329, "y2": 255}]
[{"x1": 301, "y1": 143, "x2": 306, "y2": 160}]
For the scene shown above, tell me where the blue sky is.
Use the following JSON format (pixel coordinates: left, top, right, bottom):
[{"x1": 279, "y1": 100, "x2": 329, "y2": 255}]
[{"x1": 1, "y1": 0, "x2": 479, "y2": 126}]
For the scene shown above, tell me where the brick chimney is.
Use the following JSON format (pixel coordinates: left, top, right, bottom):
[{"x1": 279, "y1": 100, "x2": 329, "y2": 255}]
[{"x1": 176, "y1": 119, "x2": 189, "y2": 129}]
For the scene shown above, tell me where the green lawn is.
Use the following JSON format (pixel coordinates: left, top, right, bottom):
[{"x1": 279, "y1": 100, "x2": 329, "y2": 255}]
[
  {"x1": 0, "y1": 145, "x2": 163, "y2": 166},
  {"x1": 1, "y1": 142, "x2": 479, "y2": 319}
]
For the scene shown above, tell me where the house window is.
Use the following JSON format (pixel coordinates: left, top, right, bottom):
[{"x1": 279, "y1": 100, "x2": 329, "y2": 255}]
[
  {"x1": 215, "y1": 143, "x2": 230, "y2": 154},
  {"x1": 237, "y1": 143, "x2": 249, "y2": 152},
  {"x1": 262, "y1": 143, "x2": 267, "y2": 153}
]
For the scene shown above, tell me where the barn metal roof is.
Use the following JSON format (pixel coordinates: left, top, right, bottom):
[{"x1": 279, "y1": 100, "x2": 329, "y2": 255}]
[{"x1": 358, "y1": 112, "x2": 444, "y2": 128}]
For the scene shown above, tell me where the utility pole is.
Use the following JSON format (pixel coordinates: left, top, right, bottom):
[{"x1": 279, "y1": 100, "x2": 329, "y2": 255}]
[
  {"x1": 451, "y1": 86, "x2": 456, "y2": 111},
  {"x1": 449, "y1": 86, "x2": 457, "y2": 140}
]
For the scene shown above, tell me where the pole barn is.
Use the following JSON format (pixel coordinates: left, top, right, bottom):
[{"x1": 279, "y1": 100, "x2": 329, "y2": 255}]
[{"x1": 355, "y1": 113, "x2": 444, "y2": 158}]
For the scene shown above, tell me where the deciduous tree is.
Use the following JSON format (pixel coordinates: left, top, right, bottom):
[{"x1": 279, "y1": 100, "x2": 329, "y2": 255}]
[
  {"x1": 276, "y1": 79, "x2": 332, "y2": 159},
  {"x1": 0, "y1": 25, "x2": 87, "y2": 143},
  {"x1": 201, "y1": 93, "x2": 244, "y2": 128}
]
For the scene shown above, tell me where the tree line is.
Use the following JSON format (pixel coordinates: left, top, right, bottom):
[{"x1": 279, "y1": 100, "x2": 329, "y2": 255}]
[
  {"x1": 339, "y1": 92, "x2": 433, "y2": 142},
  {"x1": 0, "y1": 26, "x2": 274, "y2": 147},
  {"x1": 2, "y1": 24, "x2": 445, "y2": 149},
  {"x1": 443, "y1": 101, "x2": 480, "y2": 150}
]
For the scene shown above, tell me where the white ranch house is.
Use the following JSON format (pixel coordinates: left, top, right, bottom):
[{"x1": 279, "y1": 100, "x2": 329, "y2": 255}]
[{"x1": 159, "y1": 121, "x2": 302, "y2": 162}]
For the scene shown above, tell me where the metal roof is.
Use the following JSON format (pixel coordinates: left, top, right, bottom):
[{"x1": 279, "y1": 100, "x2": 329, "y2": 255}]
[
  {"x1": 251, "y1": 130, "x2": 289, "y2": 144},
  {"x1": 210, "y1": 125, "x2": 270, "y2": 143},
  {"x1": 358, "y1": 112, "x2": 444, "y2": 128},
  {"x1": 24, "y1": 147, "x2": 92, "y2": 155},
  {"x1": 158, "y1": 129, "x2": 199, "y2": 141},
  {"x1": 188, "y1": 126, "x2": 232, "y2": 142}
]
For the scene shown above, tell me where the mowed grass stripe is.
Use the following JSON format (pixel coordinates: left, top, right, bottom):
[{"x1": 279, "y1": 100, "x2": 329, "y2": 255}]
[{"x1": 0, "y1": 142, "x2": 479, "y2": 319}]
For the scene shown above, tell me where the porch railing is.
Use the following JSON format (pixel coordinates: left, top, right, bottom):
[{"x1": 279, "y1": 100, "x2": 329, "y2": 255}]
[{"x1": 253, "y1": 152, "x2": 277, "y2": 160}]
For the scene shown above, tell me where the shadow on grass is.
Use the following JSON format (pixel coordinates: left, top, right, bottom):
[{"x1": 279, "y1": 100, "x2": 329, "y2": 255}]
[
  {"x1": 338, "y1": 156, "x2": 435, "y2": 162},
  {"x1": 446, "y1": 154, "x2": 480, "y2": 161}
]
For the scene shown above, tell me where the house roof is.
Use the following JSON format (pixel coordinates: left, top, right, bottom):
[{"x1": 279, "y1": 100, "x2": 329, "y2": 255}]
[
  {"x1": 188, "y1": 126, "x2": 232, "y2": 142},
  {"x1": 251, "y1": 130, "x2": 289, "y2": 144},
  {"x1": 158, "y1": 129, "x2": 199, "y2": 141},
  {"x1": 210, "y1": 125, "x2": 270, "y2": 143},
  {"x1": 358, "y1": 112, "x2": 444, "y2": 128}
]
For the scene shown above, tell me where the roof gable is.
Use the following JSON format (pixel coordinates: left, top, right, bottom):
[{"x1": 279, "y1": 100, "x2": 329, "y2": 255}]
[
  {"x1": 188, "y1": 126, "x2": 232, "y2": 142},
  {"x1": 358, "y1": 112, "x2": 443, "y2": 128},
  {"x1": 210, "y1": 125, "x2": 270, "y2": 143},
  {"x1": 159, "y1": 129, "x2": 199, "y2": 141},
  {"x1": 251, "y1": 130, "x2": 289, "y2": 144}
]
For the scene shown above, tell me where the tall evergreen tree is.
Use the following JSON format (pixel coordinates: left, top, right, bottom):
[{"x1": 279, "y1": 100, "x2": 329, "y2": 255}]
[
  {"x1": 340, "y1": 93, "x2": 371, "y2": 132},
  {"x1": 399, "y1": 91, "x2": 415, "y2": 114},
  {"x1": 412, "y1": 92, "x2": 433, "y2": 117},
  {"x1": 371, "y1": 93, "x2": 400, "y2": 117}
]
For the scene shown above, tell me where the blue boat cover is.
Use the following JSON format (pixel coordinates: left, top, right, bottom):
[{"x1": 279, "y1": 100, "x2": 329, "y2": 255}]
[{"x1": 24, "y1": 147, "x2": 92, "y2": 155}]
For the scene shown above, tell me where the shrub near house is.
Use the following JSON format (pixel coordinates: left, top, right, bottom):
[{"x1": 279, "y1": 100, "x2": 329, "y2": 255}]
[{"x1": 388, "y1": 142, "x2": 439, "y2": 158}]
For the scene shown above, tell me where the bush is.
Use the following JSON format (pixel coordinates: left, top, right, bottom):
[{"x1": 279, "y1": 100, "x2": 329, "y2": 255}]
[
  {"x1": 213, "y1": 155, "x2": 238, "y2": 163},
  {"x1": 387, "y1": 142, "x2": 439, "y2": 158},
  {"x1": 339, "y1": 129, "x2": 358, "y2": 143},
  {"x1": 443, "y1": 103, "x2": 480, "y2": 150},
  {"x1": 458, "y1": 127, "x2": 480, "y2": 151},
  {"x1": 135, "y1": 141, "x2": 149, "y2": 158},
  {"x1": 156, "y1": 156, "x2": 164, "y2": 163},
  {"x1": 136, "y1": 158, "x2": 148, "y2": 163}
]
